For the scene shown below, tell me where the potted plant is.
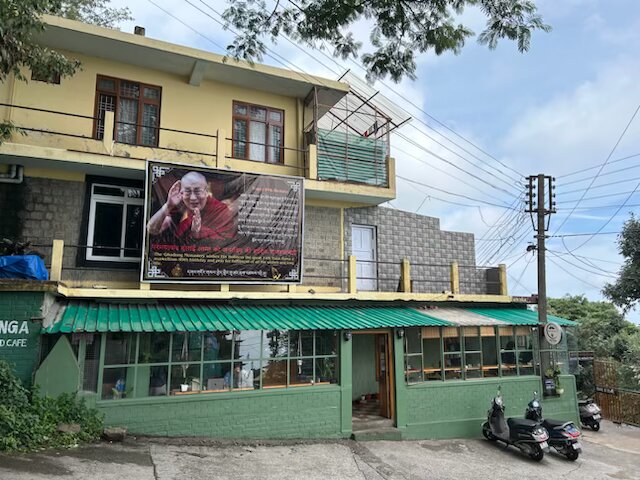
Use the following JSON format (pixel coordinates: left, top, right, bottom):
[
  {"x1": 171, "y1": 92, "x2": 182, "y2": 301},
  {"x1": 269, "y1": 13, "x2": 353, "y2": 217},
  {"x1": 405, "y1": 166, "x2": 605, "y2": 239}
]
[{"x1": 545, "y1": 365, "x2": 563, "y2": 395}]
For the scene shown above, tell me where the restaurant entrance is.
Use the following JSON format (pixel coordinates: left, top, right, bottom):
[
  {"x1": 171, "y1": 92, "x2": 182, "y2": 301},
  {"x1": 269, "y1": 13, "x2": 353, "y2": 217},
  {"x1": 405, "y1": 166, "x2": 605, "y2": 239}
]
[{"x1": 351, "y1": 331, "x2": 394, "y2": 422}]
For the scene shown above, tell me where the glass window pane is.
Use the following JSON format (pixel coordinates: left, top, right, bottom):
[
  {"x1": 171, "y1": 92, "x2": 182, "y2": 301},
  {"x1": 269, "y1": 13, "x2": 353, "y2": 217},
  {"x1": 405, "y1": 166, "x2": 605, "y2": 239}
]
[
  {"x1": 443, "y1": 335, "x2": 460, "y2": 353},
  {"x1": 171, "y1": 363, "x2": 201, "y2": 393},
  {"x1": 465, "y1": 352, "x2": 482, "y2": 379},
  {"x1": 249, "y1": 121, "x2": 266, "y2": 162},
  {"x1": 233, "y1": 119, "x2": 247, "y2": 158},
  {"x1": 96, "y1": 93, "x2": 116, "y2": 140},
  {"x1": 141, "y1": 103, "x2": 159, "y2": 146},
  {"x1": 234, "y1": 330, "x2": 262, "y2": 360},
  {"x1": 316, "y1": 330, "x2": 337, "y2": 356},
  {"x1": 98, "y1": 78, "x2": 116, "y2": 91},
  {"x1": 82, "y1": 334, "x2": 101, "y2": 392},
  {"x1": 263, "y1": 330, "x2": 289, "y2": 358},
  {"x1": 261, "y1": 359, "x2": 286, "y2": 388},
  {"x1": 138, "y1": 333, "x2": 169, "y2": 363},
  {"x1": 93, "y1": 185, "x2": 124, "y2": 196},
  {"x1": 269, "y1": 110, "x2": 282, "y2": 122},
  {"x1": 405, "y1": 327, "x2": 422, "y2": 354},
  {"x1": 290, "y1": 357, "x2": 313, "y2": 385},
  {"x1": 267, "y1": 124, "x2": 282, "y2": 164},
  {"x1": 315, "y1": 357, "x2": 338, "y2": 384},
  {"x1": 405, "y1": 355, "x2": 423, "y2": 383},
  {"x1": 104, "y1": 333, "x2": 135, "y2": 365},
  {"x1": 482, "y1": 335, "x2": 499, "y2": 377},
  {"x1": 101, "y1": 366, "x2": 134, "y2": 399},
  {"x1": 92, "y1": 202, "x2": 123, "y2": 257},
  {"x1": 499, "y1": 327, "x2": 515, "y2": 349},
  {"x1": 290, "y1": 330, "x2": 313, "y2": 357},
  {"x1": 116, "y1": 98, "x2": 138, "y2": 144},
  {"x1": 234, "y1": 103, "x2": 247, "y2": 116},
  {"x1": 516, "y1": 327, "x2": 533, "y2": 350},
  {"x1": 229, "y1": 361, "x2": 258, "y2": 389},
  {"x1": 143, "y1": 87, "x2": 160, "y2": 99},
  {"x1": 172, "y1": 333, "x2": 203, "y2": 362},
  {"x1": 250, "y1": 106, "x2": 266, "y2": 121},
  {"x1": 444, "y1": 354, "x2": 462, "y2": 380},
  {"x1": 203, "y1": 332, "x2": 233, "y2": 362},
  {"x1": 464, "y1": 328, "x2": 481, "y2": 352},
  {"x1": 147, "y1": 366, "x2": 168, "y2": 396},
  {"x1": 203, "y1": 362, "x2": 231, "y2": 391},
  {"x1": 120, "y1": 80, "x2": 140, "y2": 98},
  {"x1": 518, "y1": 351, "x2": 535, "y2": 375},
  {"x1": 123, "y1": 204, "x2": 143, "y2": 256},
  {"x1": 422, "y1": 338, "x2": 441, "y2": 381}
]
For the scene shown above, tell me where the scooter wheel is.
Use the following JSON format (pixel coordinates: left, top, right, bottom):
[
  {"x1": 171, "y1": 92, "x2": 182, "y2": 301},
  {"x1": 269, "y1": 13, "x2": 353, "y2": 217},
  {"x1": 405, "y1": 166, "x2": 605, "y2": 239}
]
[
  {"x1": 591, "y1": 421, "x2": 600, "y2": 432},
  {"x1": 482, "y1": 428, "x2": 496, "y2": 441},
  {"x1": 529, "y1": 445, "x2": 544, "y2": 462},
  {"x1": 566, "y1": 449, "x2": 579, "y2": 461}
]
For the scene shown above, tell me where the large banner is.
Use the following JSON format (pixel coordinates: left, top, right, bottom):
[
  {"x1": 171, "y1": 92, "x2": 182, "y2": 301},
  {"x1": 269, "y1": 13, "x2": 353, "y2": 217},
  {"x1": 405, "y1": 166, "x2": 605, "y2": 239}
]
[{"x1": 142, "y1": 161, "x2": 303, "y2": 283}]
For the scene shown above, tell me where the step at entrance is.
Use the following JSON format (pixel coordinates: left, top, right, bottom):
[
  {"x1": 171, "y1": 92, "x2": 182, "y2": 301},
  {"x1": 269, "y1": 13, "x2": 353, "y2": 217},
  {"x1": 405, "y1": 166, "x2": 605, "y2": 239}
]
[{"x1": 352, "y1": 400, "x2": 402, "y2": 441}]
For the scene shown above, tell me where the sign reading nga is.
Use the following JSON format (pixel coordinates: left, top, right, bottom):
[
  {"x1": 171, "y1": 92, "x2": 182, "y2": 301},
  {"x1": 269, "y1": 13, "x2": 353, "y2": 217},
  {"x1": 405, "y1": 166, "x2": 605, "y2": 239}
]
[{"x1": 142, "y1": 161, "x2": 304, "y2": 283}]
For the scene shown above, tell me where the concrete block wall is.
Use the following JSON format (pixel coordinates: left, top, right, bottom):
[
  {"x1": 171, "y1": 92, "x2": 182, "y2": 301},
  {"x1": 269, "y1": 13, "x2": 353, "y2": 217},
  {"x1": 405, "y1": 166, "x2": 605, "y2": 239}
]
[
  {"x1": 344, "y1": 207, "x2": 489, "y2": 294},
  {"x1": 0, "y1": 292, "x2": 45, "y2": 388},
  {"x1": 302, "y1": 206, "x2": 343, "y2": 288}
]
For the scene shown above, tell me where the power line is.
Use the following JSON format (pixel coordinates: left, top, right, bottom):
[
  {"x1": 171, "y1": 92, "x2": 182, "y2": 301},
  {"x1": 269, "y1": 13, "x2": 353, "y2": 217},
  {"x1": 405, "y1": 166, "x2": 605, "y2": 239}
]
[
  {"x1": 560, "y1": 162, "x2": 640, "y2": 187},
  {"x1": 556, "y1": 203, "x2": 640, "y2": 211},
  {"x1": 558, "y1": 152, "x2": 640, "y2": 179},
  {"x1": 551, "y1": 102, "x2": 640, "y2": 236},
  {"x1": 558, "y1": 175, "x2": 640, "y2": 196},
  {"x1": 546, "y1": 248, "x2": 621, "y2": 266},
  {"x1": 397, "y1": 175, "x2": 519, "y2": 210},
  {"x1": 547, "y1": 257, "x2": 602, "y2": 290},
  {"x1": 559, "y1": 189, "x2": 640, "y2": 204},
  {"x1": 547, "y1": 252, "x2": 617, "y2": 279},
  {"x1": 548, "y1": 231, "x2": 620, "y2": 238}
]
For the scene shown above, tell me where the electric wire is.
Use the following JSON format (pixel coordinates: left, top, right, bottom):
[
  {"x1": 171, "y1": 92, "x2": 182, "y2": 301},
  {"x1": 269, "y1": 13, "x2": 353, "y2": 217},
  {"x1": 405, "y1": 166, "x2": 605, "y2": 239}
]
[
  {"x1": 547, "y1": 257, "x2": 602, "y2": 290},
  {"x1": 558, "y1": 152, "x2": 640, "y2": 179}
]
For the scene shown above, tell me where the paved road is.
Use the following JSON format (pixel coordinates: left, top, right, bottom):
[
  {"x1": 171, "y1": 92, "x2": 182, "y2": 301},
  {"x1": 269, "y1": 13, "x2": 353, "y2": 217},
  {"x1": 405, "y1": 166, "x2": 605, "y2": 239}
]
[{"x1": 1, "y1": 420, "x2": 638, "y2": 480}]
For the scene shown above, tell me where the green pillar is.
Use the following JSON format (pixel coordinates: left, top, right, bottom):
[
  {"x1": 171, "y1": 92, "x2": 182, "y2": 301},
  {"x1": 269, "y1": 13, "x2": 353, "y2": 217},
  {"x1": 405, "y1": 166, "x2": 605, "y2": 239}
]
[
  {"x1": 340, "y1": 330, "x2": 353, "y2": 437},
  {"x1": 394, "y1": 329, "x2": 408, "y2": 431}
]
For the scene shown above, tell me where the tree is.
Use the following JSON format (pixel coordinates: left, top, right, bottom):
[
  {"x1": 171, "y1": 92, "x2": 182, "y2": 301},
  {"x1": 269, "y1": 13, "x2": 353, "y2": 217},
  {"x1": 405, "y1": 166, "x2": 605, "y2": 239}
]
[
  {"x1": 604, "y1": 214, "x2": 640, "y2": 313},
  {"x1": 0, "y1": 0, "x2": 131, "y2": 141},
  {"x1": 223, "y1": 0, "x2": 551, "y2": 82}
]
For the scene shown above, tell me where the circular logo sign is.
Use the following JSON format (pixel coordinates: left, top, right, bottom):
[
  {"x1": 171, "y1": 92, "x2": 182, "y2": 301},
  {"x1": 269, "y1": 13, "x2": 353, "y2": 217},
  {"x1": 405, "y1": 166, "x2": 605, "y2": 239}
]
[{"x1": 544, "y1": 322, "x2": 562, "y2": 345}]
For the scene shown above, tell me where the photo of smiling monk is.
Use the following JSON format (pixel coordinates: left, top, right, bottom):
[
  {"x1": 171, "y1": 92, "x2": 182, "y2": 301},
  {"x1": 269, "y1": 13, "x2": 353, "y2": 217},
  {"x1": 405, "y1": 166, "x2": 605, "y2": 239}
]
[{"x1": 147, "y1": 171, "x2": 236, "y2": 243}]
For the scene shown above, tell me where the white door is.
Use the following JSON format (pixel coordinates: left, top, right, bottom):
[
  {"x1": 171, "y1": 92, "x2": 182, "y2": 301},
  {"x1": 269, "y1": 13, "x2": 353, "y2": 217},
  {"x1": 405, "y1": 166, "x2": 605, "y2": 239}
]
[{"x1": 352, "y1": 225, "x2": 377, "y2": 291}]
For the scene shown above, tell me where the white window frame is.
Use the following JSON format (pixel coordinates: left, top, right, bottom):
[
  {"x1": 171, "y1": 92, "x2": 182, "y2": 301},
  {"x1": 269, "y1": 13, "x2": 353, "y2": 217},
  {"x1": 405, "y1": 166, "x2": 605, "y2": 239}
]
[{"x1": 86, "y1": 183, "x2": 144, "y2": 262}]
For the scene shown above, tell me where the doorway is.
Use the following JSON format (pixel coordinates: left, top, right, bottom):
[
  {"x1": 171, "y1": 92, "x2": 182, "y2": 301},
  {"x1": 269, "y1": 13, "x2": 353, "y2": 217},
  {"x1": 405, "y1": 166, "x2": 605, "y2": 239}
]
[
  {"x1": 351, "y1": 225, "x2": 377, "y2": 291},
  {"x1": 351, "y1": 331, "x2": 394, "y2": 421}
]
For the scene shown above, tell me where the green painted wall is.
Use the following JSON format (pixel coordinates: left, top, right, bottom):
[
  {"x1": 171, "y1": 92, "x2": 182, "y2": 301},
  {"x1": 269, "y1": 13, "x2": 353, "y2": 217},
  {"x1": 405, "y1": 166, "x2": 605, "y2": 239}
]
[
  {"x1": 352, "y1": 334, "x2": 377, "y2": 401},
  {"x1": 34, "y1": 336, "x2": 80, "y2": 397},
  {"x1": 0, "y1": 292, "x2": 44, "y2": 388},
  {"x1": 99, "y1": 386, "x2": 344, "y2": 438},
  {"x1": 398, "y1": 374, "x2": 580, "y2": 440}
]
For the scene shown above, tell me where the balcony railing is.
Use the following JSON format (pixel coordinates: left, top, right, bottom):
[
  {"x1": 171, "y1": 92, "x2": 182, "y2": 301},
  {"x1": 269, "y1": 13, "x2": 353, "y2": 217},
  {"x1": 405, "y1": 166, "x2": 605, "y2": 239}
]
[{"x1": 34, "y1": 239, "x2": 508, "y2": 297}]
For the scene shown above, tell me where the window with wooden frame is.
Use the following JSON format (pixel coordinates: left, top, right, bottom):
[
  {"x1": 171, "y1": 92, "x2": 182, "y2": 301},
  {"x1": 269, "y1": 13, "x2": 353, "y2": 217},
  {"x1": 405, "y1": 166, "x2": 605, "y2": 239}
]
[
  {"x1": 232, "y1": 101, "x2": 284, "y2": 163},
  {"x1": 94, "y1": 75, "x2": 161, "y2": 147}
]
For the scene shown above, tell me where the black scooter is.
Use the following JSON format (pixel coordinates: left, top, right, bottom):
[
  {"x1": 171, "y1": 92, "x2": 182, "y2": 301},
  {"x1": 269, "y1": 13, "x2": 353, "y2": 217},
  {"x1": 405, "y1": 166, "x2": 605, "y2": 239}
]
[
  {"x1": 579, "y1": 398, "x2": 602, "y2": 431},
  {"x1": 482, "y1": 388, "x2": 550, "y2": 461},
  {"x1": 525, "y1": 392, "x2": 582, "y2": 461}
]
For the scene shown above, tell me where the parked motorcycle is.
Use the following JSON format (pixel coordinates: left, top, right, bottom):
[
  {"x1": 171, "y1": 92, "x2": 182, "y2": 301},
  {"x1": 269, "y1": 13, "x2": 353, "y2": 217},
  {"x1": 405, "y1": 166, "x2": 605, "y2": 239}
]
[
  {"x1": 525, "y1": 392, "x2": 582, "y2": 461},
  {"x1": 579, "y1": 398, "x2": 602, "y2": 431},
  {"x1": 482, "y1": 388, "x2": 550, "y2": 461}
]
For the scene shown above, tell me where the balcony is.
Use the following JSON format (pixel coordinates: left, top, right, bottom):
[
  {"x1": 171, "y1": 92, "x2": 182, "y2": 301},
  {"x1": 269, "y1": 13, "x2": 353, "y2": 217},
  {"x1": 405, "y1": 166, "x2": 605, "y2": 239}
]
[
  {"x1": 0, "y1": 102, "x2": 395, "y2": 205},
  {"x1": 11, "y1": 239, "x2": 520, "y2": 305}
]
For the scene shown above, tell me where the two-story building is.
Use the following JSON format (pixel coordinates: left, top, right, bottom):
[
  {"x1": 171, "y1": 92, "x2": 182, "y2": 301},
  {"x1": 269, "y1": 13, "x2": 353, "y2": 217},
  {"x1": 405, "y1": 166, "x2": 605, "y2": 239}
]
[{"x1": 0, "y1": 16, "x2": 578, "y2": 440}]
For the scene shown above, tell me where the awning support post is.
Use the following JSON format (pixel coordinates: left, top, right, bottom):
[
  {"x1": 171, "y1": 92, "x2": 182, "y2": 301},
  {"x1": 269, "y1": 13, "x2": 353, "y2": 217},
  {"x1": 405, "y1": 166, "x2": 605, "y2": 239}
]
[
  {"x1": 50, "y1": 239, "x2": 64, "y2": 282},
  {"x1": 348, "y1": 255, "x2": 357, "y2": 294}
]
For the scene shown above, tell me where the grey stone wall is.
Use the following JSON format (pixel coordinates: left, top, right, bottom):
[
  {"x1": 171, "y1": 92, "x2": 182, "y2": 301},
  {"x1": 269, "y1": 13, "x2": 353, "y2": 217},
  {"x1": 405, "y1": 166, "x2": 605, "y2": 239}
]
[
  {"x1": 1, "y1": 176, "x2": 139, "y2": 286},
  {"x1": 344, "y1": 206, "x2": 490, "y2": 294},
  {"x1": 302, "y1": 206, "x2": 342, "y2": 288}
]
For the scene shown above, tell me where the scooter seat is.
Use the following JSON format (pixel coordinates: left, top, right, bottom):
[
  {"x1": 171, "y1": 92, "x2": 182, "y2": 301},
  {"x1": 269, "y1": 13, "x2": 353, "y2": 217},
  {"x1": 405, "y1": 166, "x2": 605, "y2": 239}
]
[
  {"x1": 543, "y1": 418, "x2": 572, "y2": 429},
  {"x1": 507, "y1": 418, "x2": 538, "y2": 429}
]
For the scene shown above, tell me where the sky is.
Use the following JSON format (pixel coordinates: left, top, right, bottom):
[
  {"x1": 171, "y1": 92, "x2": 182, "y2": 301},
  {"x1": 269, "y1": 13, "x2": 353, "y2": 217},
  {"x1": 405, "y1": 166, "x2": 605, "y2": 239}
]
[{"x1": 109, "y1": 0, "x2": 640, "y2": 322}]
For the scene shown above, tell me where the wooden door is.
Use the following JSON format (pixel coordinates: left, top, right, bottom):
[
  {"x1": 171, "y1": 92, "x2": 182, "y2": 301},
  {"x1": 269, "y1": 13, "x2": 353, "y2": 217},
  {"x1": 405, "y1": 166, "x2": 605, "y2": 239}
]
[
  {"x1": 375, "y1": 333, "x2": 391, "y2": 418},
  {"x1": 352, "y1": 225, "x2": 377, "y2": 291}
]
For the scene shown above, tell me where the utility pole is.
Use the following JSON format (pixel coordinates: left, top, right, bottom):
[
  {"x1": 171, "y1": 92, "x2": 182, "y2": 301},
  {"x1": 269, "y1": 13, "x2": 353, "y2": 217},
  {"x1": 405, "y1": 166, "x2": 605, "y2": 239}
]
[
  {"x1": 526, "y1": 174, "x2": 556, "y2": 392},
  {"x1": 525, "y1": 174, "x2": 556, "y2": 322}
]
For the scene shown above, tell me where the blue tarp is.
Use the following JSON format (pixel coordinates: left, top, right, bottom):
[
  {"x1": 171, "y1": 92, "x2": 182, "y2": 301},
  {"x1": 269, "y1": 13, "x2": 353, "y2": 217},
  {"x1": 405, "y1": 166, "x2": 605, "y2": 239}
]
[{"x1": 0, "y1": 255, "x2": 49, "y2": 280}]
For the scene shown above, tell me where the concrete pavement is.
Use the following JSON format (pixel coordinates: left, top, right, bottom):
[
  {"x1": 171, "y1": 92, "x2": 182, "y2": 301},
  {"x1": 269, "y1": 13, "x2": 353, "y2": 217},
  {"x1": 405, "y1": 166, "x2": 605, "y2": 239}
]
[{"x1": 1, "y1": 420, "x2": 638, "y2": 480}]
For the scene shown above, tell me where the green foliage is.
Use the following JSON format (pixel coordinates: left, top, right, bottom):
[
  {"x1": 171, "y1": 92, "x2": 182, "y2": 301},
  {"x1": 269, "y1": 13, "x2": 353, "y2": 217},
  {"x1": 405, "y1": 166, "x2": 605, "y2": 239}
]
[
  {"x1": 0, "y1": 360, "x2": 103, "y2": 452},
  {"x1": 58, "y1": 0, "x2": 132, "y2": 28},
  {"x1": 604, "y1": 214, "x2": 640, "y2": 313},
  {"x1": 223, "y1": 0, "x2": 551, "y2": 82}
]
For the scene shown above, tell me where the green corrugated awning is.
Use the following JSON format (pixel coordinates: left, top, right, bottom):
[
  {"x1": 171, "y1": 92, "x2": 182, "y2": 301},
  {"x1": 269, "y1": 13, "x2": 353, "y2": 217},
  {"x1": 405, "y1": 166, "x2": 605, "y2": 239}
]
[
  {"x1": 43, "y1": 303, "x2": 454, "y2": 333},
  {"x1": 467, "y1": 308, "x2": 576, "y2": 327}
]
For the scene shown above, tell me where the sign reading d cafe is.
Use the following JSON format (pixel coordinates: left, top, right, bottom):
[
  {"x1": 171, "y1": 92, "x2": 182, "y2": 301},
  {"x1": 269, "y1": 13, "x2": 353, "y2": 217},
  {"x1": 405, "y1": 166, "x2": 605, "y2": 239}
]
[{"x1": 0, "y1": 320, "x2": 38, "y2": 348}]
